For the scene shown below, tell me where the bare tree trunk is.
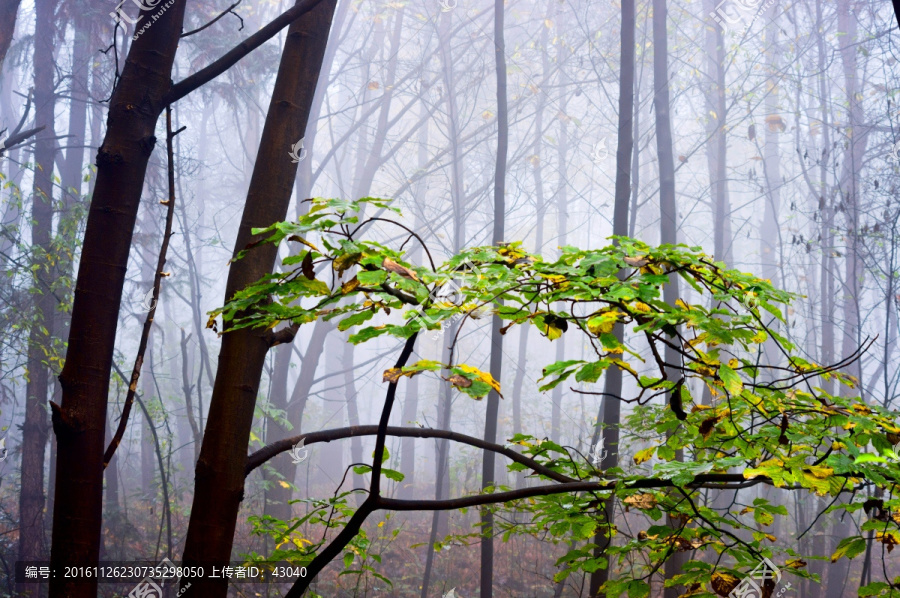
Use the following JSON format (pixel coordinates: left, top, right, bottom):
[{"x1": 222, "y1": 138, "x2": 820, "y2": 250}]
[
  {"x1": 550, "y1": 21, "x2": 569, "y2": 445},
  {"x1": 0, "y1": 0, "x2": 20, "y2": 71},
  {"x1": 179, "y1": 4, "x2": 337, "y2": 595},
  {"x1": 480, "y1": 0, "x2": 508, "y2": 595},
  {"x1": 589, "y1": 0, "x2": 634, "y2": 594},
  {"x1": 49, "y1": 3, "x2": 187, "y2": 594},
  {"x1": 827, "y1": 3, "x2": 868, "y2": 596},
  {"x1": 652, "y1": 0, "x2": 684, "y2": 595},
  {"x1": 421, "y1": 10, "x2": 468, "y2": 597},
  {"x1": 18, "y1": 0, "x2": 57, "y2": 591},
  {"x1": 704, "y1": 2, "x2": 731, "y2": 264}
]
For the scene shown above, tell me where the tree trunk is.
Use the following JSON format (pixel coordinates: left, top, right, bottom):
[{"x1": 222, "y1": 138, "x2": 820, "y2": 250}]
[
  {"x1": 480, "y1": 0, "x2": 508, "y2": 595},
  {"x1": 0, "y1": 0, "x2": 20, "y2": 71},
  {"x1": 827, "y1": 2, "x2": 868, "y2": 595},
  {"x1": 651, "y1": 0, "x2": 684, "y2": 595},
  {"x1": 809, "y1": 0, "x2": 832, "y2": 591},
  {"x1": 18, "y1": 0, "x2": 57, "y2": 592},
  {"x1": 589, "y1": 0, "x2": 634, "y2": 595},
  {"x1": 179, "y1": 3, "x2": 337, "y2": 595},
  {"x1": 49, "y1": 2, "x2": 187, "y2": 594}
]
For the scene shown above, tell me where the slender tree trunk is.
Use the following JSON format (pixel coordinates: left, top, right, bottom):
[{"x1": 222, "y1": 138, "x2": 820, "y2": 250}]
[
  {"x1": 704, "y1": 2, "x2": 731, "y2": 264},
  {"x1": 480, "y1": 0, "x2": 508, "y2": 595},
  {"x1": 18, "y1": 0, "x2": 57, "y2": 591},
  {"x1": 827, "y1": 3, "x2": 868, "y2": 595},
  {"x1": 550, "y1": 21, "x2": 569, "y2": 445},
  {"x1": 421, "y1": 11, "x2": 468, "y2": 596},
  {"x1": 49, "y1": 3, "x2": 187, "y2": 594},
  {"x1": 652, "y1": 0, "x2": 684, "y2": 595},
  {"x1": 809, "y1": 1, "x2": 832, "y2": 592},
  {"x1": 589, "y1": 0, "x2": 634, "y2": 595},
  {"x1": 179, "y1": 4, "x2": 337, "y2": 596}
]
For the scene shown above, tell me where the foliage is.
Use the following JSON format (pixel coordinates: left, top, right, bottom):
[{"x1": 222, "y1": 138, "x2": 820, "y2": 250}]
[{"x1": 216, "y1": 198, "x2": 900, "y2": 597}]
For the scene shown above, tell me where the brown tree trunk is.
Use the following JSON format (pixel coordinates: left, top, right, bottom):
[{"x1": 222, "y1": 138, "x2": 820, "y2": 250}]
[
  {"x1": 589, "y1": 0, "x2": 634, "y2": 595},
  {"x1": 48, "y1": 2, "x2": 187, "y2": 594},
  {"x1": 0, "y1": 0, "x2": 20, "y2": 71},
  {"x1": 17, "y1": 0, "x2": 57, "y2": 592},
  {"x1": 179, "y1": 3, "x2": 337, "y2": 596}
]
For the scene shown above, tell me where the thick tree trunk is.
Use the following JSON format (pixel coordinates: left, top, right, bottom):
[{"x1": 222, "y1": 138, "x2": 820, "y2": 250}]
[
  {"x1": 179, "y1": 3, "x2": 337, "y2": 595},
  {"x1": 0, "y1": 0, "x2": 20, "y2": 71},
  {"x1": 49, "y1": 2, "x2": 187, "y2": 594},
  {"x1": 18, "y1": 0, "x2": 57, "y2": 591},
  {"x1": 589, "y1": 0, "x2": 634, "y2": 595}
]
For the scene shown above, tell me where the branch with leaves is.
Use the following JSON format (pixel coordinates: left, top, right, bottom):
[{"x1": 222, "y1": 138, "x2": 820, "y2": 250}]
[{"x1": 210, "y1": 197, "x2": 900, "y2": 598}]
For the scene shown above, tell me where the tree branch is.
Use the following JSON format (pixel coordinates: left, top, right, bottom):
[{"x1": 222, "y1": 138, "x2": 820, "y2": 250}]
[
  {"x1": 245, "y1": 425, "x2": 576, "y2": 484},
  {"x1": 180, "y1": 0, "x2": 242, "y2": 38},
  {"x1": 165, "y1": 0, "x2": 325, "y2": 104},
  {"x1": 102, "y1": 108, "x2": 182, "y2": 468}
]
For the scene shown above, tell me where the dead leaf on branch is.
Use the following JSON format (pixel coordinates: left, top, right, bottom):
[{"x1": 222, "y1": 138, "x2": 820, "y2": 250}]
[
  {"x1": 382, "y1": 257, "x2": 419, "y2": 281},
  {"x1": 623, "y1": 255, "x2": 650, "y2": 268},
  {"x1": 623, "y1": 493, "x2": 658, "y2": 510},
  {"x1": 445, "y1": 374, "x2": 472, "y2": 388}
]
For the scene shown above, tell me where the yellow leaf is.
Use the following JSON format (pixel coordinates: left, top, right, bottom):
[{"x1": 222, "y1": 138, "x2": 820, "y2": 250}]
[
  {"x1": 278, "y1": 481, "x2": 291, "y2": 489},
  {"x1": 633, "y1": 446, "x2": 655, "y2": 465},
  {"x1": 629, "y1": 301, "x2": 651, "y2": 313},
  {"x1": 457, "y1": 364, "x2": 502, "y2": 397},
  {"x1": 806, "y1": 465, "x2": 833, "y2": 479}
]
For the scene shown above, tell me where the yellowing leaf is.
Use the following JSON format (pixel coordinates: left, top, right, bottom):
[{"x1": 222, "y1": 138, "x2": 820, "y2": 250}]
[
  {"x1": 278, "y1": 481, "x2": 291, "y2": 489},
  {"x1": 718, "y1": 363, "x2": 743, "y2": 395},
  {"x1": 457, "y1": 364, "x2": 502, "y2": 396},
  {"x1": 633, "y1": 446, "x2": 655, "y2": 465}
]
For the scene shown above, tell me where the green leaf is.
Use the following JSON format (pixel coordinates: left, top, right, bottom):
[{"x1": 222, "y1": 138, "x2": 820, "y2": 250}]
[
  {"x1": 358, "y1": 270, "x2": 387, "y2": 285},
  {"x1": 718, "y1": 363, "x2": 743, "y2": 395},
  {"x1": 830, "y1": 536, "x2": 867, "y2": 562},
  {"x1": 337, "y1": 310, "x2": 375, "y2": 331}
]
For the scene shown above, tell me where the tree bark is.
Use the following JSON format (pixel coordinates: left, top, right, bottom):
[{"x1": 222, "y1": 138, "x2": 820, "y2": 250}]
[
  {"x1": 589, "y1": 0, "x2": 634, "y2": 595},
  {"x1": 0, "y1": 0, "x2": 20, "y2": 71},
  {"x1": 179, "y1": 3, "x2": 337, "y2": 596},
  {"x1": 48, "y1": 2, "x2": 187, "y2": 594},
  {"x1": 18, "y1": 0, "x2": 57, "y2": 591}
]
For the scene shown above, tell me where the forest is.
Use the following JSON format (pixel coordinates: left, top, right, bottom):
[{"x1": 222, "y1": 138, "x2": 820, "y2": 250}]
[{"x1": 1, "y1": 0, "x2": 900, "y2": 596}]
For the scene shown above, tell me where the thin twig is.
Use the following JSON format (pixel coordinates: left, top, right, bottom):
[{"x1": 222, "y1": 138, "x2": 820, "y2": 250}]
[
  {"x1": 103, "y1": 107, "x2": 184, "y2": 468},
  {"x1": 180, "y1": 0, "x2": 243, "y2": 38}
]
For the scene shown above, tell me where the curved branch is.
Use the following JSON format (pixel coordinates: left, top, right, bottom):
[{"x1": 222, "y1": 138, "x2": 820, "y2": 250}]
[
  {"x1": 245, "y1": 425, "x2": 577, "y2": 484},
  {"x1": 376, "y1": 473, "x2": 768, "y2": 512}
]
